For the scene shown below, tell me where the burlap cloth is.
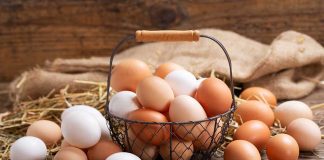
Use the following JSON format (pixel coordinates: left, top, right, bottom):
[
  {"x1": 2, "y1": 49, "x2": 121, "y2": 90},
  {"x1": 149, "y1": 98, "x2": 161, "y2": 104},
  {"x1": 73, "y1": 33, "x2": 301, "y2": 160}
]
[{"x1": 9, "y1": 29, "x2": 324, "y2": 103}]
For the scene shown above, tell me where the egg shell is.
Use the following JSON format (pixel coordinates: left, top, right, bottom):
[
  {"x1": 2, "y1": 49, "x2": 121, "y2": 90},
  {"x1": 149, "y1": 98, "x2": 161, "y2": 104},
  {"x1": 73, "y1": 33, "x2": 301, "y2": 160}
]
[
  {"x1": 196, "y1": 77, "x2": 232, "y2": 117},
  {"x1": 54, "y1": 147, "x2": 87, "y2": 160},
  {"x1": 193, "y1": 120, "x2": 223, "y2": 151},
  {"x1": 136, "y1": 76, "x2": 174, "y2": 112},
  {"x1": 239, "y1": 87, "x2": 277, "y2": 108},
  {"x1": 159, "y1": 138, "x2": 194, "y2": 160},
  {"x1": 125, "y1": 129, "x2": 158, "y2": 160},
  {"x1": 233, "y1": 120, "x2": 271, "y2": 150},
  {"x1": 10, "y1": 136, "x2": 47, "y2": 160},
  {"x1": 274, "y1": 100, "x2": 313, "y2": 127},
  {"x1": 61, "y1": 111, "x2": 101, "y2": 148},
  {"x1": 224, "y1": 140, "x2": 261, "y2": 160},
  {"x1": 154, "y1": 62, "x2": 184, "y2": 78},
  {"x1": 26, "y1": 120, "x2": 61, "y2": 145},
  {"x1": 235, "y1": 100, "x2": 275, "y2": 127},
  {"x1": 109, "y1": 91, "x2": 141, "y2": 118},
  {"x1": 165, "y1": 70, "x2": 198, "y2": 96},
  {"x1": 266, "y1": 134, "x2": 299, "y2": 160},
  {"x1": 169, "y1": 95, "x2": 207, "y2": 141},
  {"x1": 286, "y1": 118, "x2": 321, "y2": 151},
  {"x1": 127, "y1": 108, "x2": 170, "y2": 145},
  {"x1": 111, "y1": 59, "x2": 152, "y2": 92},
  {"x1": 87, "y1": 138, "x2": 122, "y2": 160},
  {"x1": 62, "y1": 105, "x2": 110, "y2": 139},
  {"x1": 106, "y1": 152, "x2": 141, "y2": 160}
]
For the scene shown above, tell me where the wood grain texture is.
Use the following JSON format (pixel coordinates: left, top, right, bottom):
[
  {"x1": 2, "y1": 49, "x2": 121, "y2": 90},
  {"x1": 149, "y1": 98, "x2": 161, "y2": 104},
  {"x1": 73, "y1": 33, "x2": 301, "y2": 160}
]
[{"x1": 0, "y1": 0, "x2": 323, "y2": 81}]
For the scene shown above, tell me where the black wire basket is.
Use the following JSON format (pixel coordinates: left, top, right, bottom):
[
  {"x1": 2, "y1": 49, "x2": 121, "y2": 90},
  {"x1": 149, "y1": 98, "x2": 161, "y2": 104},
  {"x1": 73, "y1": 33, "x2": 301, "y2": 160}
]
[{"x1": 105, "y1": 30, "x2": 236, "y2": 160}]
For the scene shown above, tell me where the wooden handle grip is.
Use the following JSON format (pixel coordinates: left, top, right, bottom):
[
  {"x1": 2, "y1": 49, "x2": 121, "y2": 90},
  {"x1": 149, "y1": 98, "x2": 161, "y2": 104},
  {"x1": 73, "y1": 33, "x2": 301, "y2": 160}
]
[{"x1": 136, "y1": 30, "x2": 200, "y2": 42}]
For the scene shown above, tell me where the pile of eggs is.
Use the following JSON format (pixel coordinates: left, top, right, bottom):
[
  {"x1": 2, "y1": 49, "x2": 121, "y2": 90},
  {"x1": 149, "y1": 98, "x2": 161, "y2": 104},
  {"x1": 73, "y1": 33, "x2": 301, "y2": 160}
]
[
  {"x1": 225, "y1": 87, "x2": 322, "y2": 160},
  {"x1": 108, "y1": 59, "x2": 233, "y2": 159}
]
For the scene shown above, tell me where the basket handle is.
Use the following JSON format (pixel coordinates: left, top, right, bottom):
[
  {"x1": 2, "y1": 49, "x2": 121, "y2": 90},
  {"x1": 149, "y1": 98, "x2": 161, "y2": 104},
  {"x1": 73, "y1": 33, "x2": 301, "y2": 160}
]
[{"x1": 136, "y1": 30, "x2": 200, "y2": 42}]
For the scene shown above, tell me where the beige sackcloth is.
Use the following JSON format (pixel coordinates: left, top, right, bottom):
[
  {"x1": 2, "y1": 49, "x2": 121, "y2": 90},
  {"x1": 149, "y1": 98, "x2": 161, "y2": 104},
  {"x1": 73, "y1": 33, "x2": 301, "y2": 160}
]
[{"x1": 9, "y1": 29, "x2": 324, "y2": 102}]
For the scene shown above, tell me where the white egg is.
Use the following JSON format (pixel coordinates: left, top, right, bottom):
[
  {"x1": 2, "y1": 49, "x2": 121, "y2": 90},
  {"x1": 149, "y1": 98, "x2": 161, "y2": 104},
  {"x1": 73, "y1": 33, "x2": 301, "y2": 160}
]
[
  {"x1": 62, "y1": 105, "x2": 110, "y2": 139},
  {"x1": 197, "y1": 78, "x2": 207, "y2": 87},
  {"x1": 165, "y1": 70, "x2": 198, "y2": 96},
  {"x1": 108, "y1": 91, "x2": 141, "y2": 118},
  {"x1": 10, "y1": 136, "x2": 47, "y2": 160},
  {"x1": 274, "y1": 100, "x2": 313, "y2": 127},
  {"x1": 61, "y1": 111, "x2": 101, "y2": 148},
  {"x1": 106, "y1": 152, "x2": 141, "y2": 160}
]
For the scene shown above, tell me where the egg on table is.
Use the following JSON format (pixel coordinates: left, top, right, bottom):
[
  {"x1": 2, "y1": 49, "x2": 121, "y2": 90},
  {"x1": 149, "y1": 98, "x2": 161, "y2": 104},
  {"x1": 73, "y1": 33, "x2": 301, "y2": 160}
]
[
  {"x1": 127, "y1": 108, "x2": 170, "y2": 145},
  {"x1": 196, "y1": 77, "x2": 232, "y2": 117},
  {"x1": 274, "y1": 100, "x2": 313, "y2": 127},
  {"x1": 239, "y1": 87, "x2": 277, "y2": 108},
  {"x1": 136, "y1": 76, "x2": 174, "y2": 112},
  {"x1": 266, "y1": 134, "x2": 299, "y2": 160},
  {"x1": 159, "y1": 138, "x2": 194, "y2": 160},
  {"x1": 54, "y1": 147, "x2": 87, "y2": 160},
  {"x1": 109, "y1": 91, "x2": 141, "y2": 118},
  {"x1": 224, "y1": 140, "x2": 261, "y2": 160},
  {"x1": 154, "y1": 62, "x2": 184, "y2": 78},
  {"x1": 165, "y1": 70, "x2": 198, "y2": 96},
  {"x1": 235, "y1": 100, "x2": 274, "y2": 127},
  {"x1": 286, "y1": 118, "x2": 321, "y2": 151},
  {"x1": 111, "y1": 59, "x2": 152, "y2": 92},
  {"x1": 87, "y1": 138, "x2": 122, "y2": 160},
  {"x1": 26, "y1": 120, "x2": 61, "y2": 145},
  {"x1": 169, "y1": 95, "x2": 207, "y2": 141},
  {"x1": 10, "y1": 136, "x2": 47, "y2": 160},
  {"x1": 233, "y1": 120, "x2": 271, "y2": 150}
]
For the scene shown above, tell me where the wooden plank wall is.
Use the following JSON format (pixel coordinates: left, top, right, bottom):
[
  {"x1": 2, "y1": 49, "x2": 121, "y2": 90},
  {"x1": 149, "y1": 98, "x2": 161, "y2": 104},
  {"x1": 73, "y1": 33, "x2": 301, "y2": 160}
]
[{"x1": 0, "y1": 0, "x2": 323, "y2": 81}]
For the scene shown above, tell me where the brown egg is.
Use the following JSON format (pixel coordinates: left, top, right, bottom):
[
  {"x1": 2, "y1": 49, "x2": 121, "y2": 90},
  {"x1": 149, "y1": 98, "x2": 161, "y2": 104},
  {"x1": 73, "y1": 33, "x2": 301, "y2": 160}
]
[
  {"x1": 111, "y1": 59, "x2": 152, "y2": 92},
  {"x1": 196, "y1": 77, "x2": 232, "y2": 117},
  {"x1": 154, "y1": 62, "x2": 184, "y2": 78},
  {"x1": 125, "y1": 130, "x2": 158, "y2": 160},
  {"x1": 224, "y1": 140, "x2": 261, "y2": 160},
  {"x1": 87, "y1": 138, "x2": 121, "y2": 160},
  {"x1": 240, "y1": 87, "x2": 277, "y2": 108},
  {"x1": 169, "y1": 95, "x2": 207, "y2": 141},
  {"x1": 26, "y1": 120, "x2": 61, "y2": 145},
  {"x1": 128, "y1": 109, "x2": 170, "y2": 145},
  {"x1": 159, "y1": 138, "x2": 194, "y2": 160},
  {"x1": 193, "y1": 120, "x2": 223, "y2": 151},
  {"x1": 233, "y1": 120, "x2": 271, "y2": 150},
  {"x1": 266, "y1": 134, "x2": 299, "y2": 160},
  {"x1": 136, "y1": 76, "x2": 174, "y2": 112},
  {"x1": 235, "y1": 100, "x2": 275, "y2": 127},
  {"x1": 54, "y1": 147, "x2": 87, "y2": 160}
]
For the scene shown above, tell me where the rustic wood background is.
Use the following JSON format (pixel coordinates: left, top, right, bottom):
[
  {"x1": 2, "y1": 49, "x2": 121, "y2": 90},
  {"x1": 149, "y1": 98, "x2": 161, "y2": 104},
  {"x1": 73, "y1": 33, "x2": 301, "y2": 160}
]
[{"x1": 0, "y1": 0, "x2": 323, "y2": 81}]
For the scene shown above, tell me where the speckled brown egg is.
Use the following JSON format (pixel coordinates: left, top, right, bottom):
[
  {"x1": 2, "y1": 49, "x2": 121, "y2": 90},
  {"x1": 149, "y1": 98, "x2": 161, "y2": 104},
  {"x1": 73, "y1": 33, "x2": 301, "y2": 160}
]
[{"x1": 239, "y1": 87, "x2": 277, "y2": 108}]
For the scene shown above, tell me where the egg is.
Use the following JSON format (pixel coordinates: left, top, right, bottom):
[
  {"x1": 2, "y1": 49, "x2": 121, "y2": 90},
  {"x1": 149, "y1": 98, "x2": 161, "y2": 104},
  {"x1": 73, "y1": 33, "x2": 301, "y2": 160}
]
[
  {"x1": 87, "y1": 138, "x2": 122, "y2": 160},
  {"x1": 274, "y1": 100, "x2": 313, "y2": 127},
  {"x1": 127, "y1": 108, "x2": 170, "y2": 145},
  {"x1": 286, "y1": 118, "x2": 321, "y2": 151},
  {"x1": 136, "y1": 76, "x2": 174, "y2": 112},
  {"x1": 106, "y1": 152, "x2": 141, "y2": 160},
  {"x1": 224, "y1": 140, "x2": 261, "y2": 160},
  {"x1": 169, "y1": 95, "x2": 207, "y2": 141},
  {"x1": 62, "y1": 105, "x2": 110, "y2": 139},
  {"x1": 125, "y1": 130, "x2": 158, "y2": 160},
  {"x1": 266, "y1": 134, "x2": 299, "y2": 160},
  {"x1": 159, "y1": 138, "x2": 194, "y2": 160},
  {"x1": 233, "y1": 120, "x2": 271, "y2": 150},
  {"x1": 61, "y1": 111, "x2": 101, "y2": 148},
  {"x1": 154, "y1": 62, "x2": 184, "y2": 78},
  {"x1": 109, "y1": 91, "x2": 141, "y2": 118},
  {"x1": 239, "y1": 87, "x2": 277, "y2": 108},
  {"x1": 235, "y1": 100, "x2": 275, "y2": 127},
  {"x1": 10, "y1": 136, "x2": 47, "y2": 160},
  {"x1": 196, "y1": 78, "x2": 207, "y2": 87},
  {"x1": 26, "y1": 120, "x2": 61, "y2": 145},
  {"x1": 111, "y1": 59, "x2": 152, "y2": 92},
  {"x1": 165, "y1": 70, "x2": 197, "y2": 96},
  {"x1": 196, "y1": 77, "x2": 232, "y2": 117},
  {"x1": 193, "y1": 120, "x2": 223, "y2": 151},
  {"x1": 54, "y1": 147, "x2": 87, "y2": 160}
]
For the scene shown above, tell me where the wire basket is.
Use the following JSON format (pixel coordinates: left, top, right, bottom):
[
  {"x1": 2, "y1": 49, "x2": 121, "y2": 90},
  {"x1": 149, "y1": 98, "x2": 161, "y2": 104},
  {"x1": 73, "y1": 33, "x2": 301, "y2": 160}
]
[{"x1": 105, "y1": 30, "x2": 236, "y2": 160}]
